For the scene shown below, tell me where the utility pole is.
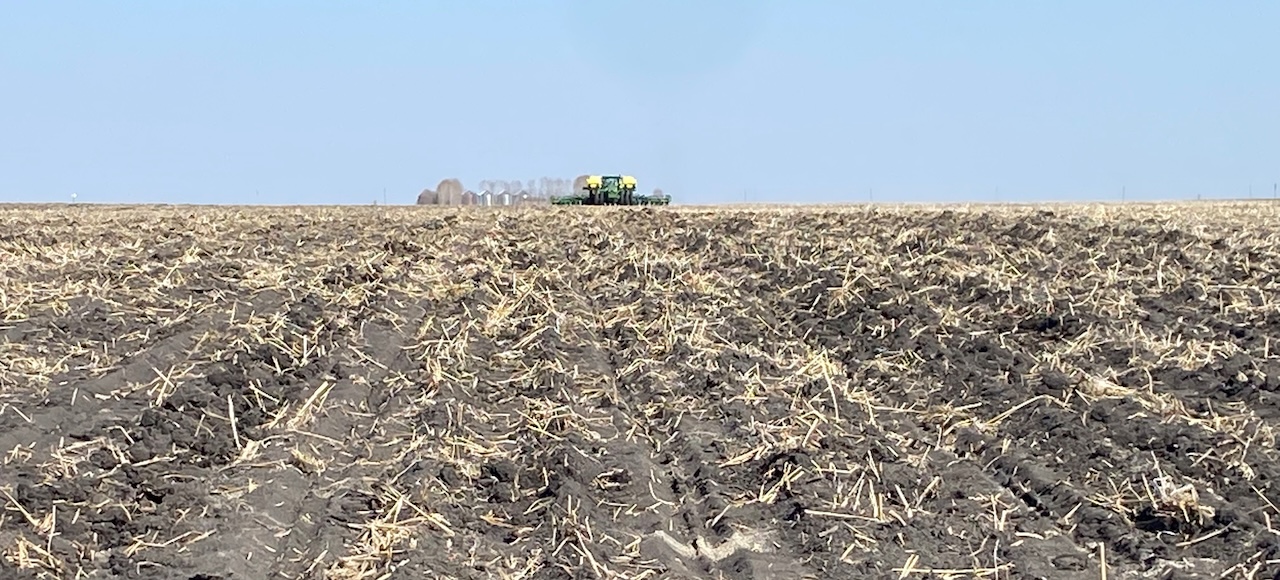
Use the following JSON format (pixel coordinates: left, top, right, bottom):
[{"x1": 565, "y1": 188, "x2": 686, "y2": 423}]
[
  {"x1": 1122, "y1": 186, "x2": 1126, "y2": 202},
  {"x1": 383, "y1": 187, "x2": 387, "y2": 205}
]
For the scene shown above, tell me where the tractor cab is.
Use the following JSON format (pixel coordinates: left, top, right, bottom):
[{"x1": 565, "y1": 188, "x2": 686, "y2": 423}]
[
  {"x1": 582, "y1": 175, "x2": 638, "y2": 205},
  {"x1": 550, "y1": 174, "x2": 669, "y2": 205}
]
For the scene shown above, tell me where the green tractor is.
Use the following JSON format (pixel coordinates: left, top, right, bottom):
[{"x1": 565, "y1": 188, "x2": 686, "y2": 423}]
[{"x1": 551, "y1": 175, "x2": 671, "y2": 205}]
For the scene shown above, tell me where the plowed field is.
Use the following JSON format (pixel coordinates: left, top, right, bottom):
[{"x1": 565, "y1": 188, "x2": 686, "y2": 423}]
[{"x1": 2, "y1": 202, "x2": 1279, "y2": 579}]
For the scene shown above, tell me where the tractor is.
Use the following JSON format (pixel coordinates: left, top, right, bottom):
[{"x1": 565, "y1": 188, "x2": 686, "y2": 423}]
[{"x1": 551, "y1": 175, "x2": 671, "y2": 205}]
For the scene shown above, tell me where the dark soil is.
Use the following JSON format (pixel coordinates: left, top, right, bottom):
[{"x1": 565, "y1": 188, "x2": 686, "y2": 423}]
[{"x1": 1, "y1": 202, "x2": 1278, "y2": 579}]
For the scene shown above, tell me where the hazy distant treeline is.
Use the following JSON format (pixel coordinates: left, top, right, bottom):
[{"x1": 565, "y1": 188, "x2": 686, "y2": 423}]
[
  {"x1": 476, "y1": 177, "x2": 575, "y2": 197},
  {"x1": 416, "y1": 176, "x2": 588, "y2": 206},
  {"x1": 417, "y1": 177, "x2": 570, "y2": 206}
]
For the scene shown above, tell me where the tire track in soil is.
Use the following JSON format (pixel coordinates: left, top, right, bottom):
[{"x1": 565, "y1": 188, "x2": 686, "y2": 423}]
[
  {"x1": 571, "y1": 238, "x2": 823, "y2": 580},
  {"x1": 562, "y1": 212, "x2": 1094, "y2": 578},
  {"x1": 391, "y1": 223, "x2": 710, "y2": 578},
  {"x1": 373, "y1": 215, "x2": 823, "y2": 579},
  {"x1": 593, "y1": 214, "x2": 874, "y2": 579},
  {"x1": 538, "y1": 213, "x2": 1050, "y2": 578},
  {"x1": 358, "y1": 282, "x2": 501, "y2": 578},
  {"x1": 543, "y1": 275, "x2": 691, "y2": 575}
]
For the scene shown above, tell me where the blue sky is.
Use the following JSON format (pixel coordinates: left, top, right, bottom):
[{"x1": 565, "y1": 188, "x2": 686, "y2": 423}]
[{"x1": 2, "y1": 1, "x2": 1278, "y2": 205}]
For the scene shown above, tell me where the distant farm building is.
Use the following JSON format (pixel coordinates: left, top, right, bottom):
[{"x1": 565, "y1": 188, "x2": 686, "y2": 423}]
[
  {"x1": 436, "y1": 178, "x2": 463, "y2": 205},
  {"x1": 416, "y1": 178, "x2": 558, "y2": 206}
]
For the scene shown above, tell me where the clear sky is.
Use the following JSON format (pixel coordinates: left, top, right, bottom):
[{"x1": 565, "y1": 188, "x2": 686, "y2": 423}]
[{"x1": 2, "y1": 1, "x2": 1278, "y2": 205}]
